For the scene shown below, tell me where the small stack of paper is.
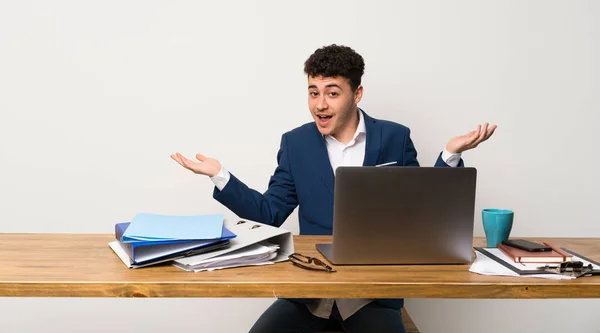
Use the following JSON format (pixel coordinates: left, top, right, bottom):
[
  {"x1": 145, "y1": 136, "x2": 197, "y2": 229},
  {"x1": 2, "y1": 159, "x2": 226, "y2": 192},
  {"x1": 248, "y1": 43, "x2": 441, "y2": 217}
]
[
  {"x1": 471, "y1": 247, "x2": 600, "y2": 280},
  {"x1": 172, "y1": 219, "x2": 295, "y2": 272},
  {"x1": 173, "y1": 242, "x2": 280, "y2": 272}
]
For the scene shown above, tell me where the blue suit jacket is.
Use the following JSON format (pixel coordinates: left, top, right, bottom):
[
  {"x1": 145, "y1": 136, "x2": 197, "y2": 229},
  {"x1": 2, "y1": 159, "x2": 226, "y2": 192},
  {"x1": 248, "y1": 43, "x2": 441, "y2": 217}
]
[{"x1": 213, "y1": 110, "x2": 463, "y2": 310}]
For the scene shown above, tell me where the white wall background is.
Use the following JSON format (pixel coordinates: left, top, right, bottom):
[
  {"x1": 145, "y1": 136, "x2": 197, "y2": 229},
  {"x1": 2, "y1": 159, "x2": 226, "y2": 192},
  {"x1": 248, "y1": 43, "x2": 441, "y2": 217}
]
[{"x1": 1, "y1": 0, "x2": 598, "y2": 332}]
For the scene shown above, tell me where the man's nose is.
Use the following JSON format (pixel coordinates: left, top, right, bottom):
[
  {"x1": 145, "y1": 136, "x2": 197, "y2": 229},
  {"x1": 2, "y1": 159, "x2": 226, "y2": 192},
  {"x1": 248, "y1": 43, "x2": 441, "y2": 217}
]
[{"x1": 316, "y1": 96, "x2": 328, "y2": 111}]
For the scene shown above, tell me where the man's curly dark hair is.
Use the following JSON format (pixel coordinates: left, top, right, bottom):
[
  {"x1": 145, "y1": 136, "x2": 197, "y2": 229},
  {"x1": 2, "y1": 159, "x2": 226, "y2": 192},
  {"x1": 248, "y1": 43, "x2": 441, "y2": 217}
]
[{"x1": 304, "y1": 44, "x2": 365, "y2": 91}]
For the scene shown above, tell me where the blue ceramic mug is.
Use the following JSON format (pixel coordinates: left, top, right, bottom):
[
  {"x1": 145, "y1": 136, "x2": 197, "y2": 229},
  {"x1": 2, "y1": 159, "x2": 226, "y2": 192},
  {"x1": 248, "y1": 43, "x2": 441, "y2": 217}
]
[{"x1": 482, "y1": 209, "x2": 514, "y2": 248}]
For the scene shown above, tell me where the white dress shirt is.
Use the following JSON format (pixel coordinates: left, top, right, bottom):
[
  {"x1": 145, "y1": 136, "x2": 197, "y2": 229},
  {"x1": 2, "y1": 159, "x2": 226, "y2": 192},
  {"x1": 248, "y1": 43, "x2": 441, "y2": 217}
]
[{"x1": 210, "y1": 110, "x2": 460, "y2": 320}]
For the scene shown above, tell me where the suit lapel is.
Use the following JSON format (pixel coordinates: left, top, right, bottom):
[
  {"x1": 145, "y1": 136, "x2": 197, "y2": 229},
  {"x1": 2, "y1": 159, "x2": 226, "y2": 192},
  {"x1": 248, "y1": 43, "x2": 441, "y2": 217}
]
[
  {"x1": 309, "y1": 110, "x2": 380, "y2": 193},
  {"x1": 309, "y1": 124, "x2": 335, "y2": 194},
  {"x1": 362, "y1": 111, "x2": 381, "y2": 166}
]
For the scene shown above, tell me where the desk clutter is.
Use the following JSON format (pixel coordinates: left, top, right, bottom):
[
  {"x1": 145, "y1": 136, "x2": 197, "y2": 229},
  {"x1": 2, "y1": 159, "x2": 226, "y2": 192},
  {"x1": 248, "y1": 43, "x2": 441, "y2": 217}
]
[
  {"x1": 470, "y1": 240, "x2": 600, "y2": 279},
  {"x1": 108, "y1": 213, "x2": 294, "y2": 271}
]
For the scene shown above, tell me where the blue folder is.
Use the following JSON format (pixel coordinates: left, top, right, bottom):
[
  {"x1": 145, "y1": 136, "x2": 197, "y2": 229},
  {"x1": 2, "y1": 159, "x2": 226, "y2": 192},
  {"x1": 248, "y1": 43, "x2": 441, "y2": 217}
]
[
  {"x1": 121, "y1": 213, "x2": 225, "y2": 243},
  {"x1": 115, "y1": 222, "x2": 236, "y2": 265}
]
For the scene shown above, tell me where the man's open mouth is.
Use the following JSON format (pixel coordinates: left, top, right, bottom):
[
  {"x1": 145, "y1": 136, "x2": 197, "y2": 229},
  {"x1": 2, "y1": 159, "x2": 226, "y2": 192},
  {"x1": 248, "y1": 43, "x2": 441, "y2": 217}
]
[{"x1": 316, "y1": 115, "x2": 333, "y2": 127}]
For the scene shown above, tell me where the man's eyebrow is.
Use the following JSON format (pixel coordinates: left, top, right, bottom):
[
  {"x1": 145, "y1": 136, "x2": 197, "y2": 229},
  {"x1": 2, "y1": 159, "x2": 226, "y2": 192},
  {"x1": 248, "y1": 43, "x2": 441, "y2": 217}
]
[
  {"x1": 325, "y1": 84, "x2": 342, "y2": 90},
  {"x1": 307, "y1": 84, "x2": 343, "y2": 90}
]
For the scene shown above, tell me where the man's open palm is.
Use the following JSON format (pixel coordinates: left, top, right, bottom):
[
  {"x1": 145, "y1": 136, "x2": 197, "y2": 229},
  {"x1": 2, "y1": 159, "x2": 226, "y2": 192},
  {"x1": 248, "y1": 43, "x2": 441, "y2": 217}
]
[
  {"x1": 446, "y1": 123, "x2": 497, "y2": 154},
  {"x1": 170, "y1": 152, "x2": 222, "y2": 177}
]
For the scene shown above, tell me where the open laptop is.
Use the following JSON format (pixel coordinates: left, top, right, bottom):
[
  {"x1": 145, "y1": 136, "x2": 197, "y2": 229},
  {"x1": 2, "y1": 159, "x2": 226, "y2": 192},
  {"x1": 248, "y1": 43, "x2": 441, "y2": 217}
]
[{"x1": 316, "y1": 166, "x2": 477, "y2": 265}]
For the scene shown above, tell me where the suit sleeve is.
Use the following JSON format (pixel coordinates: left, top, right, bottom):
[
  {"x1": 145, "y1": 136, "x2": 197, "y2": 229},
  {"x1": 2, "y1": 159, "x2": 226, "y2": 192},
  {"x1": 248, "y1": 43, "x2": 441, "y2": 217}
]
[
  {"x1": 403, "y1": 128, "x2": 420, "y2": 166},
  {"x1": 212, "y1": 134, "x2": 298, "y2": 227}
]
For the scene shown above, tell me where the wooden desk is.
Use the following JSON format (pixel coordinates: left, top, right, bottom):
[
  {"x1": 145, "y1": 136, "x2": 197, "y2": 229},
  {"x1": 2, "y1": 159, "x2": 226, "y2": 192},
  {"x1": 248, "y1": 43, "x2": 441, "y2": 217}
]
[{"x1": 1, "y1": 234, "x2": 599, "y2": 298}]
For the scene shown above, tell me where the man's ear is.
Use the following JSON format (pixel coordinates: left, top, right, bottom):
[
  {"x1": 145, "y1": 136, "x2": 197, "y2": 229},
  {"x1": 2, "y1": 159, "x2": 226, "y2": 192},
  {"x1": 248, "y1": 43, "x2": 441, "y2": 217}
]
[{"x1": 354, "y1": 85, "x2": 363, "y2": 104}]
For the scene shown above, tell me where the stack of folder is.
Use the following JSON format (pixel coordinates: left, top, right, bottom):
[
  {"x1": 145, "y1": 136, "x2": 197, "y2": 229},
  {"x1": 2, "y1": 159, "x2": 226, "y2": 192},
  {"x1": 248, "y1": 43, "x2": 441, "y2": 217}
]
[{"x1": 109, "y1": 213, "x2": 236, "y2": 268}]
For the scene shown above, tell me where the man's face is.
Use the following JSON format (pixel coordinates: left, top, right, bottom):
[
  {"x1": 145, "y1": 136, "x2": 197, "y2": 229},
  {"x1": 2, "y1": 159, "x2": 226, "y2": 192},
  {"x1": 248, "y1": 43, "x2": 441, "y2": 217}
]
[{"x1": 308, "y1": 76, "x2": 363, "y2": 138}]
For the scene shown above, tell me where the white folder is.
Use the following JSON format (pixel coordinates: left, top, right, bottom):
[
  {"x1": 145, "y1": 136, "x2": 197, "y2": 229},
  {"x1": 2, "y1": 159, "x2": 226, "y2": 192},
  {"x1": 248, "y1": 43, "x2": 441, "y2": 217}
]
[{"x1": 173, "y1": 219, "x2": 294, "y2": 270}]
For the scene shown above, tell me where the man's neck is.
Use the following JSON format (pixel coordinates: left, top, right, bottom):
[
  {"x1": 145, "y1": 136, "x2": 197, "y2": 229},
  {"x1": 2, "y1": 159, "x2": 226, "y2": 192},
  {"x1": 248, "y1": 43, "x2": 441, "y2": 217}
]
[{"x1": 332, "y1": 108, "x2": 360, "y2": 144}]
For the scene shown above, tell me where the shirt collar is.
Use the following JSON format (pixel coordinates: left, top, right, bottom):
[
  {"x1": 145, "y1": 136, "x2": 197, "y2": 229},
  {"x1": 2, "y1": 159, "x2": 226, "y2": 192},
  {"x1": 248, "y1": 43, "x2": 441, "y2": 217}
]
[{"x1": 355, "y1": 108, "x2": 366, "y2": 138}]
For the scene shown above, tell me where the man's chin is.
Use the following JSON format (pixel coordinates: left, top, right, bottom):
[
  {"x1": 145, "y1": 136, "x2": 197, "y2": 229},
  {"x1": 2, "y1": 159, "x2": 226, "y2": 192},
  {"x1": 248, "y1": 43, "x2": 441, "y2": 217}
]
[{"x1": 316, "y1": 126, "x2": 333, "y2": 136}]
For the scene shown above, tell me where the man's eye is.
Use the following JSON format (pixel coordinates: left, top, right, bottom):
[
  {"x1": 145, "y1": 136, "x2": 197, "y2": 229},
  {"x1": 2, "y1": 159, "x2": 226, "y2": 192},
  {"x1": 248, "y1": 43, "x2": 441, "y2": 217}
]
[
  {"x1": 329, "y1": 92, "x2": 339, "y2": 97},
  {"x1": 310, "y1": 92, "x2": 319, "y2": 97}
]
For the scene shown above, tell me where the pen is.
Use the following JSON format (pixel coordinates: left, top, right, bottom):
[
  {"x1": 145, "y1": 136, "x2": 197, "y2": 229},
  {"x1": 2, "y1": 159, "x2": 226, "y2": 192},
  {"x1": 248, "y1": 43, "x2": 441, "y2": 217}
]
[{"x1": 376, "y1": 161, "x2": 397, "y2": 167}]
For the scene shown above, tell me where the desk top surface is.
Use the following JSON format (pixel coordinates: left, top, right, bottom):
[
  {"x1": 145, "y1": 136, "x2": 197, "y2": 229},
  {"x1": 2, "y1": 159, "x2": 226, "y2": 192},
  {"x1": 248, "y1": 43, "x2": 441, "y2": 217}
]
[{"x1": 1, "y1": 234, "x2": 599, "y2": 298}]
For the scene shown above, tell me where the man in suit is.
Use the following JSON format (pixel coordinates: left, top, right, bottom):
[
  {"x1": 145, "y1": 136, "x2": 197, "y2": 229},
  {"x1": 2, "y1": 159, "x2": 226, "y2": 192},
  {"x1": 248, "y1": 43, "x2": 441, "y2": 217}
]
[{"x1": 172, "y1": 44, "x2": 496, "y2": 333}]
